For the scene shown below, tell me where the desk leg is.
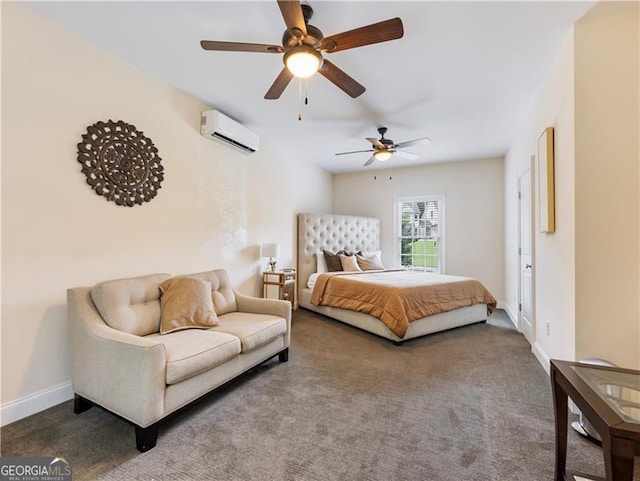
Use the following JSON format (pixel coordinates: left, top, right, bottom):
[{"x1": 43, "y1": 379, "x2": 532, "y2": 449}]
[
  {"x1": 551, "y1": 368, "x2": 568, "y2": 481},
  {"x1": 603, "y1": 436, "x2": 635, "y2": 481}
]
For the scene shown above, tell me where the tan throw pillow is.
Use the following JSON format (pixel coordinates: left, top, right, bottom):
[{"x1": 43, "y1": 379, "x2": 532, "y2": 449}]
[
  {"x1": 339, "y1": 254, "x2": 362, "y2": 272},
  {"x1": 356, "y1": 252, "x2": 385, "y2": 271},
  {"x1": 159, "y1": 277, "x2": 219, "y2": 334}
]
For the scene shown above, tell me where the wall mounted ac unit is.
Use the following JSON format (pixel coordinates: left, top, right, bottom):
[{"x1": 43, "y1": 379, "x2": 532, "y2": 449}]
[{"x1": 200, "y1": 110, "x2": 259, "y2": 154}]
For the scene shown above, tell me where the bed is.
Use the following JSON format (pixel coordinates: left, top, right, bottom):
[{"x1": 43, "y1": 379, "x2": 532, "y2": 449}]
[{"x1": 297, "y1": 213, "x2": 497, "y2": 344}]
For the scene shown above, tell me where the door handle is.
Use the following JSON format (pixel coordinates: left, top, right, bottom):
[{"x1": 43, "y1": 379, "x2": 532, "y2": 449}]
[{"x1": 525, "y1": 264, "x2": 532, "y2": 269}]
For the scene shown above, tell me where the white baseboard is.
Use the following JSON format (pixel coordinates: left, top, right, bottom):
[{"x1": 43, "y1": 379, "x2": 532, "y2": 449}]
[
  {"x1": 498, "y1": 301, "x2": 518, "y2": 328},
  {"x1": 532, "y1": 341, "x2": 551, "y2": 375},
  {"x1": 1, "y1": 381, "x2": 74, "y2": 427},
  {"x1": 529, "y1": 344, "x2": 578, "y2": 413}
]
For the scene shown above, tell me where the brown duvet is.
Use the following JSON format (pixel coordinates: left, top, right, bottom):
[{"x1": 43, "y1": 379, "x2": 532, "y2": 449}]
[{"x1": 310, "y1": 270, "x2": 497, "y2": 338}]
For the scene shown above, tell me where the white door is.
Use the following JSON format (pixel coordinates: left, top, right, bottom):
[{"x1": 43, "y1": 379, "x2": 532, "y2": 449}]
[{"x1": 519, "y1": 166, "x2": 533, "y2": 343}]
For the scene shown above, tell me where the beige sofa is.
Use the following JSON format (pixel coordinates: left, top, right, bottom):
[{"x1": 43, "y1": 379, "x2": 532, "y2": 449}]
[{"x1": 67, "y1": 269, "x2": 291, "y2": 452}]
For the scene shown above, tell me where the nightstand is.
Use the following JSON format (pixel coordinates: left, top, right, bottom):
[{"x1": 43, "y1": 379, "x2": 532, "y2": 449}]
[{"x1": 262, "y1": 269, "x2": 297, "y2": 309}]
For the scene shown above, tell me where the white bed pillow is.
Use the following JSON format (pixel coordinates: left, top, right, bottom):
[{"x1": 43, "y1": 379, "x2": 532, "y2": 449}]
[
  {"x1": 339, "y1": 254, "x2": 362, "y2": 272},
  {"x1": 316, "y1": 251, "x2": 328, "y2": 273},
  {"x1": 360, "y1": 250, "x2": 382, "y2": 259},
  {"x1": 307, "y1": 272, "x2": 320, "y2": 290}
]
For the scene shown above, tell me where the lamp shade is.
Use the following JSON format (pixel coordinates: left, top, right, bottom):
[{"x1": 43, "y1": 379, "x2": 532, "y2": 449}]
[{"x1": 261, "y1": 243, "x2": 280, "y2": 258}]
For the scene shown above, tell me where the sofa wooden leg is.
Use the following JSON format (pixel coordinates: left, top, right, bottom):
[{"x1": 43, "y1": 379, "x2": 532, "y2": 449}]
[
  {"x1": 73, "y1": 394, "x2": 93, "y2": 414},
  {"x1": 278, "y1": 348, "x2": 289, "y2": 363},
  {"x1": 135, "y1": 424, "x2": 159, "y2": 452}
]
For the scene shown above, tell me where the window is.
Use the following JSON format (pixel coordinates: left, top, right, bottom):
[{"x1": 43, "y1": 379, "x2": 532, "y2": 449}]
[{"x1": 395, "y1": 195, "x2": 444, "y2": 273}]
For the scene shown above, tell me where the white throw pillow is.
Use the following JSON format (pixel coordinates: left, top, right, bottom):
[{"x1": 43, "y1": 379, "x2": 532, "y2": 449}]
[{"x1": 339, "y1": 254, "x2": 362, "y2": 272}]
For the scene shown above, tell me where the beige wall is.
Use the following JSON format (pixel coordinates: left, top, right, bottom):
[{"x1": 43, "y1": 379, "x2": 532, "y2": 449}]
[
  {"x1": 574, "y1": 4, "x2": 640, "y2": 368},
  {"x1": 504, "y1": 31, "x2": 576, "y2": 366},
  {"x1": 0, "y1": 3, "x2": 331, "y2": 423},
  {"x1": 504, "y1": 3, "x2": 640, "y2": 371},
  {"x1": 332, "y1": 158, "x2": 505, "y2": 302}
]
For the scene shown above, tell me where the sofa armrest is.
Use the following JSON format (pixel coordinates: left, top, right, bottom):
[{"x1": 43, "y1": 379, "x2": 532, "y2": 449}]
[
  {"x1": 234, "y1": 292, "x2": 291, "y2": 321},
  {"x1": 67, "y1": 287, "x2": 166, "y2": 427}
]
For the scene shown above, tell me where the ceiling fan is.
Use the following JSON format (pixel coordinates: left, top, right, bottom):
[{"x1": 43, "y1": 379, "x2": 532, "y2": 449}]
[
  {"x1": 200, "y1": 1, "x2": 404, "y2": 100},
  {"x1": 335, "y1": 127, "x2": 432, "y2": 167}
]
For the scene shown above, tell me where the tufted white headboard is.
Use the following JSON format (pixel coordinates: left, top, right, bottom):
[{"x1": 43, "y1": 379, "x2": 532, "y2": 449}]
[{"x1": 297, "y1": 213, "x2": 380, "y2": 290}]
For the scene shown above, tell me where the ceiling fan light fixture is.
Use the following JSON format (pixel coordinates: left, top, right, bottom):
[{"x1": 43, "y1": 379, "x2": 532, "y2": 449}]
[
  {"x1": 284, "y1": 46, "x2": 322, "y2": 78},
  {"x1": 374, "y1": 150, "x2": 392, "y2": 162}
]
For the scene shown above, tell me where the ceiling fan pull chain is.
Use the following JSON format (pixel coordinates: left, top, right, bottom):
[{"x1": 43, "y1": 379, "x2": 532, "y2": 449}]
[
  {"x1": 297, "y1": 78, "x2": 303, "y2": 121},
  {"x1": 296, "y1": 78, "x2": 309, "y2": 121}
]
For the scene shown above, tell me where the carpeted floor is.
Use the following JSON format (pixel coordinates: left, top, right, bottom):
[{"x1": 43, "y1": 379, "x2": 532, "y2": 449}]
[{"x1": 2, "y1": 309, "x2": 638, "y2": 480}]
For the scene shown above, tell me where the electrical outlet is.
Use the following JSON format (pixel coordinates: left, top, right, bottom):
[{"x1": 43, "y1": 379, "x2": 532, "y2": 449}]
[{"x1": 546, "y1": 320, "x2": 550, "y2": 337}]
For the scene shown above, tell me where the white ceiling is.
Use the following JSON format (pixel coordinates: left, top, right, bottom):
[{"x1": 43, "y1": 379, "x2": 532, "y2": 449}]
[{"x1": 27, "y1": 1, "x2": 594, "y2": 173}]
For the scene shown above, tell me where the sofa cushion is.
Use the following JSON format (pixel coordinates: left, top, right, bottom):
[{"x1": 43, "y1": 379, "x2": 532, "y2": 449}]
[
  {"x1": 213, "y1": 312, "x2": 286, "y2": 352},
  {"x1": 177, "y1": 269, "x2": 237, "y2": 315},
  {"x1": 159, "y1": 277, "x2": 219, "y2": 334},
  {"x1": 91, "y1": 273, "x2": 171, "y2": 336},
  {"x1": 146, "y1": 330, "x2": 241, "y2": 385}
]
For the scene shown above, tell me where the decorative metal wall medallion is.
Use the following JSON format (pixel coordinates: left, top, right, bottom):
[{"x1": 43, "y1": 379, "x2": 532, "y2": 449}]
[{"x1": 77, "y1": 120, "x2": 164, "y2": 206}]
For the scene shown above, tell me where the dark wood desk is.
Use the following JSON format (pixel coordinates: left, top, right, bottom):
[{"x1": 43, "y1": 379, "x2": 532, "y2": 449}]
[{"x1": 551, "y1": 360, "x2": 640, "y2": 481}]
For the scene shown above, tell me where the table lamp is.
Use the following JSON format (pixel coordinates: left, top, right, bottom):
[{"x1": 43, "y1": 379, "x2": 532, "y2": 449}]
[{"x1": 261, "y1": 243, "x2": 280, "y2": 271}]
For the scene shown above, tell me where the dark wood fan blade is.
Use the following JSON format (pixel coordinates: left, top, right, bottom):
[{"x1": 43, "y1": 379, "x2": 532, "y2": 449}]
[
  {"x1": 319, "y1": 60, "x2": 366, "y2": 98},
  {"x1": 366, "y1": 137, "x2": 385, "y2": 149},
  {"x1": 363, "y1": 156, "x2": 376, "y2": 167},
  {"x1": 395, "y1": 150, "x2": 418, "y2": 160},
  {"x1": 320, "y1": 18, "x2": 403, "y2": 53},
  {"x1": 200, "y1": 41, "x2": 283, "y2": 53},
  {"x1": 264, "y1": 68, "x2": 294, "y2": 99},
  {"x1": 395, "y1": 137, "x2": 432, "y2": 149},
  {"x1": 335, "y1": 149, "x2": 375, "y2": 156},
  {"x1": 277, "y1": 0, "x2": 307, "y2": 35}
]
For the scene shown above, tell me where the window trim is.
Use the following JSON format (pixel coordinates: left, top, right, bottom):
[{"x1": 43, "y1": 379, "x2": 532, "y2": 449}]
[{"x1": 393, "y1": 194, "x2": 446, "y2": 273}]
